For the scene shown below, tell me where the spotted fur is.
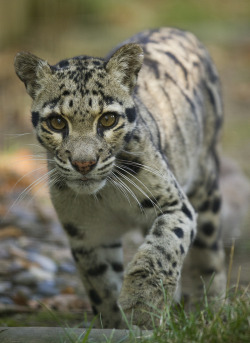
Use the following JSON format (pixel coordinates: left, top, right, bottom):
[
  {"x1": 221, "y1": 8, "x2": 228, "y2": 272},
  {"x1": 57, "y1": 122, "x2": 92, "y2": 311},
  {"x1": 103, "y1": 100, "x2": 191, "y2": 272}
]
[{"x1": 15, "y1": 28, "x2": 226, "y2": 328}]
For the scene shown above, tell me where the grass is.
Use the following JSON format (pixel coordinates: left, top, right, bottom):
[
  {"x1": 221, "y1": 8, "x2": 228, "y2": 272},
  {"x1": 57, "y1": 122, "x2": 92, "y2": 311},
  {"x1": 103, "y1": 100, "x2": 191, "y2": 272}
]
[
  {"x1": 2, "y1": 288, "x2": 249, "y2": 342},
  {"x1": 56, "y1": 286, "x2": 249, "y2": 343}
]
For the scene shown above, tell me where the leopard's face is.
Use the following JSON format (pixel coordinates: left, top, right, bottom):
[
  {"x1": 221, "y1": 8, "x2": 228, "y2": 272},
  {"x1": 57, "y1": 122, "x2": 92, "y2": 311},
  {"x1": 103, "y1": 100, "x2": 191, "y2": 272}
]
[{"x1": 15, "y1": 44, "x2": 143, "y2": 194}]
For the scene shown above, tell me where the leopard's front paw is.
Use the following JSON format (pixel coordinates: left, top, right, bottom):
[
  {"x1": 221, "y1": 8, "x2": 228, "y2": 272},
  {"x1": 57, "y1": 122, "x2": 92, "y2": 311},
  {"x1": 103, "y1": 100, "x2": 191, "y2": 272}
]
[{"x1": 118, "y1": 264, "x2": 176, "y2": 328}]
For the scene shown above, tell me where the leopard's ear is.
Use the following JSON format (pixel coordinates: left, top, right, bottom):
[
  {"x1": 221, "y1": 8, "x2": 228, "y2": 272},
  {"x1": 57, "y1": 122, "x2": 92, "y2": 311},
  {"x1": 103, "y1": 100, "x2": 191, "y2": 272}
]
[
  {"x1": 106, "y1": 43, "x2": 144, "y2": 93},
  {"x1": 14, "y1": 52, "x2": 52, "y2": 99}
]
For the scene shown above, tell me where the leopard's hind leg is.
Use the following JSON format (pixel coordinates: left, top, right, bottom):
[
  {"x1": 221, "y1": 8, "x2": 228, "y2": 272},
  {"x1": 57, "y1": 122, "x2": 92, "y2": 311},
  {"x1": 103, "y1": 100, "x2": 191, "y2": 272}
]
[{"x1": 183, "y1": 152, "x2": 226, "y2": 302}]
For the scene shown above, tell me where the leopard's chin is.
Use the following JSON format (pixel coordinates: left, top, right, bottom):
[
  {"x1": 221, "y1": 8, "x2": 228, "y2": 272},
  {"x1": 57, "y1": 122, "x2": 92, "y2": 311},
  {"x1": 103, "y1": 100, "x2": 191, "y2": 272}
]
[{"x1": 66, "y1": 178, "x2": 106, "y2": 195}]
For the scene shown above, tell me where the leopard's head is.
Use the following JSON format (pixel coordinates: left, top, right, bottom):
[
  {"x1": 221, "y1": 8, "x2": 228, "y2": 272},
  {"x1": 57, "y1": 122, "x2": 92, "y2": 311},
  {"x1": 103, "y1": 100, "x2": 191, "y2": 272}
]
[{"x1": 14, "y1": 44, "x2": 143, "y2": 194}]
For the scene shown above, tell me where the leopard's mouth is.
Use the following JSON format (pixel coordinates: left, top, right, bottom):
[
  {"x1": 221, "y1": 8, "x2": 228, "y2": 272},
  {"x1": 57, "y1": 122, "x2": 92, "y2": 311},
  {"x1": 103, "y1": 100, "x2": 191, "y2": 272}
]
[
  {"x1": 66, "y1": 176, "x2": 107, "y2": 194},
  {"x1": 80, "y1": 176, "x2": 89, "y2": 181}
]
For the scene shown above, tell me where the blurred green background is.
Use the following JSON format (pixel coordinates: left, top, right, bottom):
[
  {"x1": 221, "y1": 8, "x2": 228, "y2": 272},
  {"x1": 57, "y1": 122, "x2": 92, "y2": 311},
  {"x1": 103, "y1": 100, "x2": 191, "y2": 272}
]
[{"x1": 0, "y1": 0, "x2": 250, "y2": 177}]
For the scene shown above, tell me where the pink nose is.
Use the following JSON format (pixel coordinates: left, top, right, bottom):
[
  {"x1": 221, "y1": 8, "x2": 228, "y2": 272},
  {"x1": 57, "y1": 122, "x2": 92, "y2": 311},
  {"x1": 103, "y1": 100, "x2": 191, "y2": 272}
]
[{"x1": 71, "y1": 160, "x2": 97, "y2": 175}]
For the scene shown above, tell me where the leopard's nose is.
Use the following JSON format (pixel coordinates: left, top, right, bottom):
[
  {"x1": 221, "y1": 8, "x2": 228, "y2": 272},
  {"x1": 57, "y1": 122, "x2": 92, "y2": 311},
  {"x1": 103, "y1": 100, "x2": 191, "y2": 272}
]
[{"x1": 70, "y1": 159, "x2": 97, "y2": 175}]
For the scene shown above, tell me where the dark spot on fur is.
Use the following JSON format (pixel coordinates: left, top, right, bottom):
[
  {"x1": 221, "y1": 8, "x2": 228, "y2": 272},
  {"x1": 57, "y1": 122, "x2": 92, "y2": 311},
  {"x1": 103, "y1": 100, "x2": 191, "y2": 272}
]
[
  {"x1": 89, "y1": 98, "x2": 92, "y2": 107},
  {"x1": 173, "y1": 227, "x2": 184, "y2": 238},
  {"x1": 157, "y1": 259, "x2": 162, "y2": 268},
  {"x1": 153, "y1": 226, "x2": 163, "y2": 237},
  {"x1": 124, "y1": 132, "x2": 132, "y2": 143},
  {"x1": 168, "y1": 199, "x2": 179, "y2": 207},
  {"x1": 162, "y1": 270, "x2": 168, "y2": 276},
  {"x1": 101, "y1": 242, "x2": 122, "y2": 249},
  {"x1": 133, "y1": 134, "x2": 140, "y2": 142},
  {"x1": 58, "y1": 60, "x2": 69, "y2": 68},
  {"x1": 62, "y1": 90, "x2": 70, "y2": 96},
  {"x1": 93, "y1": 60, "x2": 101, "y2": 66},
  {"x1": 202, "y1": 222, "x2": 215, "y2": 236},
  {"x1": 172, "y1": 261, "x2": 177, "y2": 268},
  {"x1": 157, "y1": 218, "x2": 165, "y2": 226},
  {"x1": 180, "y1": 244, "x2": 185, "y2": 255},
  {"x1": 111, "y1": 263, "x2": 124, "y2": 272},
  {"x1": 69, "y1": 100, "x2": 73, "y2": 107},
  {"x1": 71, "y1": 246, "x2": 93, "y2": 261},
  {"x1": 103, "y1": 95, "x2": 115, "y2": 105},
  {"x1": 125, "y1": 107, "x2": 136, "y2": 123},
  {"x1": 199, "y1": 200, "x2": 210, "y2": 212},
  {"x1": 148, "y1": 259, "x2": 155, "y2": 269},
  {"x1": 156, "y1": 245, "x2": 171, "y2": 261},
  {"x1": 182, "y1": 203, "x2": 193, "y2": 220},
  {"x1": 141, "y1": 198, "x2": 155, "y2": 208},
  {"x1": 87, "y1": 264, "x2": 108, "y2": 276},
  {"x1": 64, "y1": 223, "x2": 79, "y2": 237},
  {"x1": 31, "y1": 111, "x2": 40, "y2": 127},
  {"x1": 89, "y1": 289, "x2": 102, "y2": 305},
  {"x1": 193, "y1": 238, "x2": 207, "y2": 249},
  {"x1": 212, "y1": 197, "x2": 221, "y2": 213}
]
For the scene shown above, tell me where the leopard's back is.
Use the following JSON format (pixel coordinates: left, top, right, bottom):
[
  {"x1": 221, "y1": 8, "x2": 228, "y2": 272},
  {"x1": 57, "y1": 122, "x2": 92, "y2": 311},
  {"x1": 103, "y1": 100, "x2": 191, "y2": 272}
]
[{"x1": 125, "y1": 28, "x2": 223, "y2": 190}]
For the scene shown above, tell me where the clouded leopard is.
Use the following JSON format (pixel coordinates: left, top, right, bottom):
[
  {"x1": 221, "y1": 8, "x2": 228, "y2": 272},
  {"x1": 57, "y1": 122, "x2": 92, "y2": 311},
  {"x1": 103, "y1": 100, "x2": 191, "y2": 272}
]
[{"x1": 14, "y1": 27, "x2": 225, "y2": 328}]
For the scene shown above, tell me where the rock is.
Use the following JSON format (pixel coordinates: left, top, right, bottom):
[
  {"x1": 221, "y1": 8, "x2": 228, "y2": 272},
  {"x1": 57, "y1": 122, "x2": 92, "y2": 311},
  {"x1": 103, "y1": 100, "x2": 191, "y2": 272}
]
[
  {"x1": 13, "y1": 271, "x2": 38, "y2": 287},
  {"x1": 0, "y1": 242, "x2": 10, "y2": 258},
  {"x1": 13, "y1": 266, "x2": 54, "y2": 287},
  {"x1": 29, "y1": 266, "x2": 55, "y2": 281},
  {"x1": 27, "y1": 252, "x2": 57, "y2": 273},
  {"x1": 36, "y1": 280, "x2": 59, "y2": 296},
  {"x1": 0, "y1": 260, "x2": 13, "y2": 276},
  {"x1": 0, "y1": 296, "x2": 14, "y2": 305},
  {"x1": 0, "y1": 281, "x2": 12, "y2": 294},
  {"x1": 58, "y1": 262, "x2": 76, "y2": 274},
  {"x1": 0, "y1": 226, "x2": 23, "y2": 239}
]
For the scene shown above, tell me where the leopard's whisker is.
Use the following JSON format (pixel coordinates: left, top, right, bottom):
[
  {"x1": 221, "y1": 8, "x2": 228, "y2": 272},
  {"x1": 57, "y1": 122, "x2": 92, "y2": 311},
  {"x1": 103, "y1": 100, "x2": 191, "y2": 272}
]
[
  {"x1": 108, "y1": 173, "x2": 131, "y2": 205},
  {"x1": 114, "y1": 167, "x2": 162, "y2": 215},
  {"x1": 110, "y1": 172, "x2": 144, "y2": 213},
  {"x1": 10, "y1": 165, "x2": 49, "y2": 192},
  {"x1": 4, "y1": 132, "x2": 32, "y2": 137},
  {"x1": 115, "y1": 164, "x2": 163, "y2": 215},
  {"x1": 10, "y1": 168, "x2": 57, "y2": 210},
  {"x1": 117, "y1": 159, "x2": 165, "y2": 179}
]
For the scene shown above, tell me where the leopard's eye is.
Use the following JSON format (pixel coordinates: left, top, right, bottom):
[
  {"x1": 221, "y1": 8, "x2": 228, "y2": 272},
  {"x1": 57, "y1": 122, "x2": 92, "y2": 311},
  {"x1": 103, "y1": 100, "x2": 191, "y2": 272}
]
[
  {"x1": 99, "y1": 113, "x2": 117, "y2": 128},
  {"x1": 48, "y1": 116, "x2": 67, "y2": 131}
]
